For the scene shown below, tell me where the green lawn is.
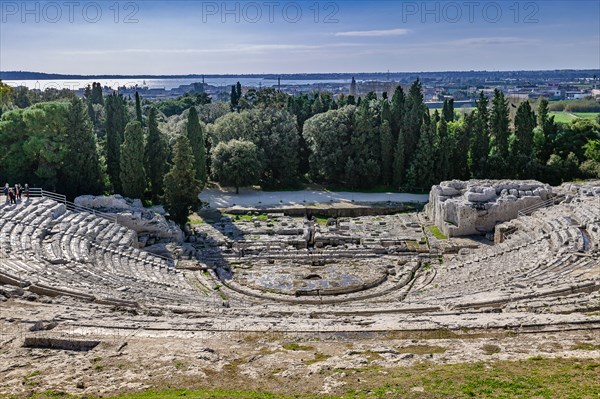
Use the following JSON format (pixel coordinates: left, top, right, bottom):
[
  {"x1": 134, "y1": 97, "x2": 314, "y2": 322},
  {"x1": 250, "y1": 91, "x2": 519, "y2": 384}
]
[
  {"x1": 550, "y1": 111, "x2": 599, "y2": 124},
  {"x1": 573, "y1": 112, "x2": 600, "y2": 120},
  {"x1": 549, "y1": 111, "x2": 577, "y2": 123}
]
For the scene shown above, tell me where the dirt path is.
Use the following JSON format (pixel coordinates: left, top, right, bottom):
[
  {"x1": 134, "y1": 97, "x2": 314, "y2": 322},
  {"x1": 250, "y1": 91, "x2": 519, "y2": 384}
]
[{"x1": 200, "y1": 188, "x2": 429, "y2": 208}]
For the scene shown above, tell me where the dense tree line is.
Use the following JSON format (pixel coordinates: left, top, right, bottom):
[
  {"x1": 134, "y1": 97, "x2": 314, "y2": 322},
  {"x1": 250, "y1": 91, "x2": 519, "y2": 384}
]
[{"x1": 1, "y1": 80, "x2": 599, "y2": 227}]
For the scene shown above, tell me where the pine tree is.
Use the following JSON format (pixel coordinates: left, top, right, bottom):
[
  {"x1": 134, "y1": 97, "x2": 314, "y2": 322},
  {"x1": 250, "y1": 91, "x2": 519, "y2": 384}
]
[
  {"x1": 470, "y1": 92, "x2": 490, "y2": 177},
  {"x1": 144, "y1": 107, "x2": 169, "y2": 200},
  {"x1": 105, "y1": 93, "x2": 128, "y2": 193},
  {"x1": 135, "y1": 91, "x2": 143, "y2": 126},
  {"x1": 119, "y1": 121, "x2": 146, "y2": 199},
  {"x1": 62, "y1": 97, "x2": 103, "y2": 199},
  {"x1": 186, "y1": 107, "x2": 207, "y2": 187},
  {"x1": 163, "y1": 135, "x2": 201, "y2": 227},
  {"x1": 490, "y1": 89, "x2": 510, "y2": 158}
]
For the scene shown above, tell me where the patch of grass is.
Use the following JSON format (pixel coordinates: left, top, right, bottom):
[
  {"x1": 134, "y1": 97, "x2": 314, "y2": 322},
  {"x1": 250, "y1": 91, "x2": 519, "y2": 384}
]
[
  {"x1": 174, "y1": 361, "x2": 186, "y2": 370},
  {"x1": 224, "y1": 213, "x2": 269, "y2": 223},
  {"x1": 573, "y1": 112, "x2": 600, "y2": 120},
  {"x1": 396, "y1": 345, "x2": 447, "y2": 355},
  {"x1": 571, "y1": 342, "x2": 600, "y2": 351},
  {"x1": 51, "y1": 358, "x2": 600, "y2": 399},
  {"x1": 482, "y1": 344, "x2": 502, "y2": 355},
  {"x1": 428, "y1": 225, "x2": 448, "y2": 240},
  {"x1": 549, "y1": 111, "x2": 577, "y2": 124},
  {"x1": 187, "y1": 213, "x2": 206, "y2": 225},
  {"x1": 282, "y1": 343, "x2": 314, "y2": 351},
  {"x1": 303, "y1": 352, "x2": 331, "y2": 365},
  {"x1": 405, "y1": 240, "x2": 420, "y2": 252},
  {"x1": 24, "y1": 370, "x2": 41, "y2": 380}
]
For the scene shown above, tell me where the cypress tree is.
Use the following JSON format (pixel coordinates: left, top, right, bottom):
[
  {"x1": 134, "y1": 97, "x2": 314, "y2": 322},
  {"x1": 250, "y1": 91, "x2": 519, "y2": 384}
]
[
  {"x1": 62, "y1": 97, "x2": 103, "y2": 199},
  {"x1": 163, "y1": 135, "x2": 201, "y2": 226},
  {"x1": 511, "y1": 101, "x2": 537, "y2": 178},
  {"x1": 390, "y1": 85, "x2": 406, "y2": 142},
  {"x1": 470, "y1": 92, "x2": 490, "y2": 177},
  {"x1": 186, "y1": 107, "x2": 207, "y2": 187},
  {"x1": 407, "y1": 121, "x2": 436, "y2": 189},
  {"x1": 392, "y1": 130, "x2": 406, "y2": 187},
  {"x1": 490, "y1": 89, "x2": 510, "y2": 158},
  {"x1": 403, "y1": 79, "x2": 427, "y2": 170},
  {"x1": 442, "y1": 98, "x2": 455, "y2": 122},
  {"x1": 535, "y1": 98, "x2": 558, "y2": 164},
  {"x1": 144, "y1": 107, "x2": 169, "y2": 200},
  {"x1": 380, "y1": 119, "x2": 394, "y2": 186},
  {"x1": 105, "y1": 93, "x2": 127, "y2": 193},
  {"x1": 436, "y1": 117, "x2": 451, "y2": 181},
  {"x1": 135, "y1": 91, "x2": 143, "y2": 126},
  {"x1": 513, "y1": 101, "x2": 536, "y2": 157},
  {"x1": 120, "y1": 121, "x2": 146, "y2": 199}
]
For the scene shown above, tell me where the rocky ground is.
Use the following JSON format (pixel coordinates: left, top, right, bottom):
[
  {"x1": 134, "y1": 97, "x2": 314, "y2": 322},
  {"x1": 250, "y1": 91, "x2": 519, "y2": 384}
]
[{"x1": 1, "y1": 297, "x2": 600, "y2": 398}]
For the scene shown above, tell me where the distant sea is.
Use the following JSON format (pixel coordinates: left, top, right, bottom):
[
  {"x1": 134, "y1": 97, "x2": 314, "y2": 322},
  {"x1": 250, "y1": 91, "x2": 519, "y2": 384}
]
[{"x1": 5, "y1": 77, "x2": 352, "y2": 91}]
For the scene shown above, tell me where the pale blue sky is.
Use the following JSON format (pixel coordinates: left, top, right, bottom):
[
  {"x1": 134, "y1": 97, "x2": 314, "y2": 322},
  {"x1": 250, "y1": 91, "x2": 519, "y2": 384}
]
[{"x1": 1, "y1": 0, "x2": 599, "y2": 74}]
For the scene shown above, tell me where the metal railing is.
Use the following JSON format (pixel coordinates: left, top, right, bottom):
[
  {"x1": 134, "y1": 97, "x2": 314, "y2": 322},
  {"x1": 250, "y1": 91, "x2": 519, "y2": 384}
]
[
  {"x1": 28, "y1": 188, "x2": 118, "y2": 224},
  {"x1": 517, "y1": 198, "x2": 556, "y2": 218},
  {"x1": 22, "y1": 188, "x2": 177, "y2": 269}
]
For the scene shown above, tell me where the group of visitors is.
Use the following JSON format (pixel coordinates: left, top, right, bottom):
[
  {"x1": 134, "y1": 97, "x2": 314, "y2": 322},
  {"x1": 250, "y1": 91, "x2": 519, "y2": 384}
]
[{"x1": 3, "y1": 183, "x2": 29, "y2": 205}]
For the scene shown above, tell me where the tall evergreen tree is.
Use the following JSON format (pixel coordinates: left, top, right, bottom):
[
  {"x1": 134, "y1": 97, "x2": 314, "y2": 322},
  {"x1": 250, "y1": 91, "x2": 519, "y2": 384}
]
[
  {"x1": 511, "y1": 101, "x2": 537, "y2": 178},
  {"x1": 535, "y1": 98, "x2": 558, "y2": 164},
  {"x1": 144, "y1": 107, "x2": 169, "y2": 200},
  {"x1": 407, "y1": 121, "x2": 436, "y2": 189},
  {"x1": 513, "y1": 101, "x2": 536, "y2": 157},
  {"x1": 490, "y1": 89, "x2": 510, "y2": 158},
  {"x1": 135, "y1": 91, "x2": 143, "y2": 126},
  {"x1": 62, "y1": 97, "x2": 103, "y2": 199},
  {"x1": 90, "y1": 82, "x2": 103, "y2": 105},
  {"x1": 380, "y1": 119, "x2": 393, "y2": 186},
  {"x1": 451, "y1": 115, "x2": 473, "y2": 180},
  {"x1": 120, "y1": 121, "x2": 146, "y2": 199},
  {"x1": 469, "y1": 92, "x2": 490, "y2": 177},
  {"x1": 105, "y1": 93, "x2": 128, "y2": 193},
  {"x1": 402, "y1": 79, "x2": 427, "y2": 171},
  {"x1": 392, "y1": 130, "x2": 406, "y2": 187},
  {"x1": 163, "y1": 135, "x2": 201, "y2": 227},
  {"x1": 442, "y1": 98, "x2": 455, "y2": 122},
  {"x1": 436, "y1": 118, "x2": 451, "y2": 181},
  {"x1": 390, "y1": 85, "x2": 406, "y2": 143},
  {"x1": 186, "y1": 107, "x2": 207, "y2": 187}
]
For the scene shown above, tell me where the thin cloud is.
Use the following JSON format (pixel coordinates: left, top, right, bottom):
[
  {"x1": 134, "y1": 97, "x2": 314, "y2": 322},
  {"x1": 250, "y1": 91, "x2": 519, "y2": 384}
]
[
  {"x1": 58, "y1": 43, "x2": 364, "y2": 56},
  {"x1": 334, "y1": 28, "x2": 411, "y2": 37},
  {"x1": 450, "y1": 37, "x2": 540, "y2": 46}
]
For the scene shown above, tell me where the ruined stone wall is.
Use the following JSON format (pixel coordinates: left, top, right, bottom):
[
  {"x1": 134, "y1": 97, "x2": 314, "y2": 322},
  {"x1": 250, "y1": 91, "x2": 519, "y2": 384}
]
[{"x1": 425, "y1": 180, "x2": 552, "y2": 237}]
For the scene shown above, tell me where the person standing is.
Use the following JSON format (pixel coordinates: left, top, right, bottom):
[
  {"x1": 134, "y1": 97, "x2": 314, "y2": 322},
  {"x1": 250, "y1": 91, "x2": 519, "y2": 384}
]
[
  {"x1": 3, "y1": 183, "x2": 8, "y2": 204},
  {"x1": 15, "y1": 184, "x2": 21, "y2": 202},
  {"x1": 8, "y1": 188, "x2": 16, "y2": 205},
  {"x1": 24, "y1": 184, "x2": 30, "y2": 202}
]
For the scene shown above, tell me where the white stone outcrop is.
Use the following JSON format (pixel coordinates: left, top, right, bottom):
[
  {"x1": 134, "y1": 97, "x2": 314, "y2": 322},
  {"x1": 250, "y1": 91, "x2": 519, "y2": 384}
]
[
  {"x1": 75, "y1": 195, "x2": 183, "y2": 243},
  {"x1": 425, "y1": 180, "x2": 552, "y2": 237}
]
